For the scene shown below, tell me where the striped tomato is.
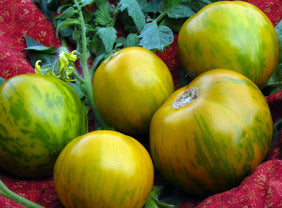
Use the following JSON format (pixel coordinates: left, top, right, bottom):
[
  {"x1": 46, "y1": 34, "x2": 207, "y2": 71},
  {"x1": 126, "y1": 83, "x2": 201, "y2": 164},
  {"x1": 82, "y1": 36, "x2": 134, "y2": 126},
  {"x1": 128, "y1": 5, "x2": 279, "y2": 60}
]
[
  {"x1": 0, "y1": 74, "x2": 87, "y2": 178},
  {"x1": 150, "y1": 69, "x2": 273, "y2": 195},
  {"x1": 177, "y1": 1, "x2": 279, "y2": 87},
  {"x1": 92, "y1": 46, "x2": 174, "y2": 135},
  {"x1": 54, "y1": 130, "x2": 154, "y2": 208}
]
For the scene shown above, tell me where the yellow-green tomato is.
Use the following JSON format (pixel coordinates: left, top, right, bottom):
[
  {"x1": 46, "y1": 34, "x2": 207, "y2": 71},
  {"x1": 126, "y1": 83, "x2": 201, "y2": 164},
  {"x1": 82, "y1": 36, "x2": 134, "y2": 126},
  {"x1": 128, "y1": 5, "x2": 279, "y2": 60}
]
[
  {"x1": 178, "y1": 1, "x2": 279, "y2": 87},
  {"x1": 150, "y1": 69, "x2": 273, "y2": 195},
  {"x1": 92, "y1": 46, "x2": 174, "y2": 135},
  {"x1": 0, "y1": 74, "x2": 87, "y2": 178},
  {"x1": 54, "y1": 130, "x2": 154, "y2": 208}
]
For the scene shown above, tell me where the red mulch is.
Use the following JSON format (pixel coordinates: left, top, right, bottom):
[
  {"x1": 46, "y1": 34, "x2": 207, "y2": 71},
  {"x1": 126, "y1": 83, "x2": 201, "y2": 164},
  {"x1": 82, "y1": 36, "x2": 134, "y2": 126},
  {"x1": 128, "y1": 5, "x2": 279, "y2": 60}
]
[{"x1": 0, "y1": 0, "x2": 281, "y2": 207}]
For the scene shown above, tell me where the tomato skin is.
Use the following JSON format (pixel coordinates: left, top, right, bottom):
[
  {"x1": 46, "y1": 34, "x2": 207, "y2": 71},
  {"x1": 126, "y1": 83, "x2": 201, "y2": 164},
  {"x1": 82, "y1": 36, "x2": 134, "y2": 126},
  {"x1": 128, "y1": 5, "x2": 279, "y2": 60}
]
[
  {"x1": 54, "y1": 130, "x2": 154, "y2": 208},
  {"x1": 0, "y1": 74, "x2": 87, "y2": 178},
  {"x1": 150, "y1": 69, "x2": 273, "y2": 195},
  {"x1": 177, "y1": 1, "x2": 279, "y2": 87},
  {"x1": 92, "y1": 46, "x2": 174, "y2": 135}
]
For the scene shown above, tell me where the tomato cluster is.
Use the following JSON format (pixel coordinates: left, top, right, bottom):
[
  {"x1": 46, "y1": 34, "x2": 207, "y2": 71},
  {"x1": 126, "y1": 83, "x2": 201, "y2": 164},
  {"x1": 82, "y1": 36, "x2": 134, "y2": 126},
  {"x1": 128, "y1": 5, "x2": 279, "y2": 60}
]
[{"x1": 0, "y1": 1, "x2": 278, "y2": 208}]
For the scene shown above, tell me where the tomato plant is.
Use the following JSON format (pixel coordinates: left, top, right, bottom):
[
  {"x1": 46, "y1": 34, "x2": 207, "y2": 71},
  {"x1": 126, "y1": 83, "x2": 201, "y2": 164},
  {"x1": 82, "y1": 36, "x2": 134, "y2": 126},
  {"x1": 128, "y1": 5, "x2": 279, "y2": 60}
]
[
  {"x1": 0, "y1": 74, "x2": 87, "y2": 178},
  {"x1": 54, "y1": 130, "x2": 154, "y2": 208},
  {"x1": 92, "y1": 46, "x2": 174, "y2": 135},
  {"x1": 150, "y1": 69, "x2": 273, "y2": 195},
  {"x1": 177, "y1": 1, "x2": 279, "y2": 87}
]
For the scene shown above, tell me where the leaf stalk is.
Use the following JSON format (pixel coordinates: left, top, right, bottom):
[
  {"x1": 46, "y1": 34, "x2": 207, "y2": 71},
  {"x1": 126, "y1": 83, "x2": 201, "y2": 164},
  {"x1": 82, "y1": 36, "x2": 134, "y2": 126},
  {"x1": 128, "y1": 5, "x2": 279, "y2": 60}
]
[
  {"x1": 0, "y1": 180, "x2": 45, "y2": 208},
  {"x1": 74, "y1": 0, "x2": 113, "y2": 130}
]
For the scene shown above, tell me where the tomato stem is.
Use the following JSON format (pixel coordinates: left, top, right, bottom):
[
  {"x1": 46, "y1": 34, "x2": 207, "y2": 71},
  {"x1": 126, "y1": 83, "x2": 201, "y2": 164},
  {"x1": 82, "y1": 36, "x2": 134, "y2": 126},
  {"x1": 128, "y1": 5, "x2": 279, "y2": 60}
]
[
  {"x1": 0, "y1": 180, "x2": 45, "y2": 208},
  {"x1": 74, "y1": 0, "x2": 113, "y2": 130},
  {"x1": 172, "y1": 87, "x2": 199, "y2": 109},
  {"x1": 155, "y1": 11, "x2": 167, "y2": 24}
]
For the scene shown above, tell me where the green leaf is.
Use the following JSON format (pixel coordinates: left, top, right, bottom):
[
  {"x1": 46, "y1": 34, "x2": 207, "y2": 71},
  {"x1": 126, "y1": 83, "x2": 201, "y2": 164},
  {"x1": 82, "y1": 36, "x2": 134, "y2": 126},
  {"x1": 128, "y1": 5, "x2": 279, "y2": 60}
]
[
  {"x1": 88, "y1": 35, "x2": 104, "y2": 56},
  {"x1": 139, "y1": 21, "x2": 174, "y2": 51},
  {"x1": 159, "y1": 0, "x2": 180, "y2": 12},
  {"x1": 23, "y1": 45, "x2": 58, "y2": 54},
  {"x1": 0, "y1": 77, "x2": 5, "y2": 87},
  {"x1": 94, "y1": 0, "x2": 113, "y2": 26},
  {"x1": 137, "y1": 0, "x2": 160, "y2": 14},
  {"x1": 115, "y1": 34, "x2": 139, "y2": 49},
  {"x1": 34, "y1": 0, "x2": 54, "y2": 23},
  {"x1": 144, "y1": 186, "x2": 164, "y2": 208},
  {"x1": 23, "y1": 37, "x2": 58, "y2": 54},
  {"x1": 144, "y1": 184, "x2": 188, "y2": 208},
  {"x1": 55, "y1": 7, "x2": 78, "y2": 19},
  {"x1": 46, "y1": 0, "x2": 62, "y2": 11},
  {"x1": 115, "y1": 37, "x2": 126, "y2": 48},
  {"x1": 265, "y1": 119, "x2": 282, "y2": 160},
  {"x1": 125, "y1": 33, "x2": 140, "y2": 47},
  {"x1": 118, "y1": 0, "x2": 146, "y2": 32},
  {"x1": 56, "y1": 19, "x2": 75, "y2": 37},
  {"x1": 79, "y1": 0, "x2": 95, "y2": 7},
  {"x1": 24, "y1": 35, "x2": 57, "y2": 49},
  {"x1": 24, "y1": 36, "x2": 59, "y2": 67},
  {"x1": 262, "y1": 19, "x2": 282, "y2": 95},
  {"x1": 178, "y1": 0, "x2": 215, "y2": 13},
  {"x1": 167, "y1": 3, "x2": 195, "y2": 18},
  {"x1": 57, "y1": 4, "x2": 71, "y2": 14},
  {"x1": 160, "y1": 17, "x2": 187, "y2": 33},
  {"x1": 56, "y1": 18, "x2": 81, "y2": 36},
  {"x1": 153, "y1": 200, "x2": 176, "y2": 208},
  {"x1": 275, "y1": 19, "x2": 282, "y2": 68},
  {"x1": 96, "y1": 27, "x2": 117, "y2": 54},
  {"x1": 178, "y1": 67, "x2": 193, "y2": 88},
  {"x1": 68, "y1": 82, "x2": 88, "y2": 100}
]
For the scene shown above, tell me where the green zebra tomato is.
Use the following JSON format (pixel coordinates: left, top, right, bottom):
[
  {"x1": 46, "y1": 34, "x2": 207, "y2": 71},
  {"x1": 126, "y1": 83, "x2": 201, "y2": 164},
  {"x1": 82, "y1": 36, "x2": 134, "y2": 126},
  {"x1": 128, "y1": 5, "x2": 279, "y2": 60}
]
[
  {"x1": 178, "y1": 1, "x2": 279, "y2": 87},
  {"x1": 150, "y1": 69, "x2": 273, "y2": 195},
  {"x1": 0, "y1": 74, "x2": 87, "y2": 178},
  {"x1": 92, "y1": 46, "x2": 174, "y2": 135},
  {"x1": 54, "y1": 130, "x2": 154, "y2": 208}
]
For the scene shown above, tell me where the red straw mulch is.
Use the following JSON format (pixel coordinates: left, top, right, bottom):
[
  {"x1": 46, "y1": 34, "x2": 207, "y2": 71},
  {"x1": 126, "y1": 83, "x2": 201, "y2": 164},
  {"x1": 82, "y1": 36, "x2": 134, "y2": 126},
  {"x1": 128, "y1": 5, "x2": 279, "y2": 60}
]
[{"x1": 0, "y1": 0, "x2": 281, "y2": 207}]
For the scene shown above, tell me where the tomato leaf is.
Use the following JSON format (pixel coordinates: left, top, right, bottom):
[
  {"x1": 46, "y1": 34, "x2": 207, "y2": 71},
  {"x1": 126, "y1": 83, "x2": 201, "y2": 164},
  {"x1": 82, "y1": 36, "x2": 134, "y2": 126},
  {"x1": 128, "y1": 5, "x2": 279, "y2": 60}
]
[
  {"x1": 159, "y1": 0, "x2": 217, "y2": 33},
  {"x1": 78, "y1": 0, "x2": 96, "y2": 7},
  {"x1": 118, "y1": 0, "x2": 146, "y2": 32},
  {"x1": 33, "y1": 0, "x2": 55, "y2": 23},
  {"x1": 160, "y1": 17, "x2": 187, "y2": 33},
  {"x1": 96, "y1": 27, "x2": 118, "y2": 54},
  {"x1": 116, "y1": 33, "x2": 140, "y2": 48},
  {"x1": 139, "y1": 21, "x2": 173, "y2": 51},
  {"x1": 265, "y1": 119, "x2": 282, "y2": 160},
  {"x1": 55, "y1": 7, "x2": 78, "y2": 20},
  {"x1": 94, "y1": 0, "x2": 113, "y2": 26},
  {"x1": 0, "y1": 77, "x2": 4, "y2": 87},
  {"x1": 23, "y1": 36, "x2": 58, "y2": 54},
  {"x1": 166, "y1": 3, "x2": 195, "y2": 18},
  {"x1": 144, "y1": 183, "x2": 189, "y2": 208},
  {"x1": 159, "y1": 0, "x2": 180, "y2": 12},
  {"x1": 184, "y1": 0, "x2": 217, "y2": 12},
  {"x1": 23, "y1": 36, "x2": 58, "y2": 67},
  {"x1": 137, "y1": 0, "x2": 160, "y2": 14},
  {"x1": 262, "y1": 19, "x2": 282, "y2": 95},
  {"x1": 178, "y1": 67, "x2": 194, "y2": 88},
  {"x1": 145, "y1": 186, "x2": 176, "y2": 208},
  {"x1": 45, "y1": 0, "x2": 62, "y2": 11},
  {"x1": 68, "y1": 82, "x2": 89, "y2": 104},
  {"x1": 56, "y1": 18, "x2": 81, "y2": 37},
  {"x1": 125, "y1": 33, "x2": 140, "y2": 47}
]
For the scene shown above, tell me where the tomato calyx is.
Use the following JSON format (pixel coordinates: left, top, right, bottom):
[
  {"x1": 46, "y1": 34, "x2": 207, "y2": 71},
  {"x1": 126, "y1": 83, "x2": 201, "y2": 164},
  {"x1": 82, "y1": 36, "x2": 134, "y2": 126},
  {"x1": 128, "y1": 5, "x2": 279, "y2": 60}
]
[
  {"x1": 172, "y1": 87, "x2": 199, "y2": 109},
  {"x1": 104, "y1": 51, "x2": 119, "y2": 64}
]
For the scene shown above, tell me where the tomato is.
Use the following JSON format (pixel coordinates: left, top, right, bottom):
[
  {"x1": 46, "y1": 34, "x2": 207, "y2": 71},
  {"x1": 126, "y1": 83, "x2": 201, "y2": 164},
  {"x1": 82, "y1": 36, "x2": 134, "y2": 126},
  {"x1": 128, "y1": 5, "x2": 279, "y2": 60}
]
[
  {"x1": 53, "y1": 130, "x2": 154, "y2": 208},
  {"x1": 149, "y1": 69, "x2": 273, "y2": 195},
  {"x1": 0, "y1": 74, "x2": 87, "y2": 178},
  {"x1": 92, "y1": 46, "x2": 174, "y2": 135},
  {"x1": 177, "y1": 1, "x2": 279, "y2": 87}
]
